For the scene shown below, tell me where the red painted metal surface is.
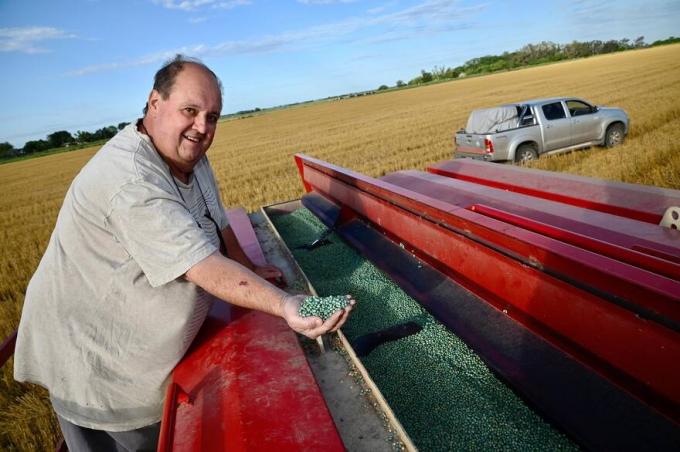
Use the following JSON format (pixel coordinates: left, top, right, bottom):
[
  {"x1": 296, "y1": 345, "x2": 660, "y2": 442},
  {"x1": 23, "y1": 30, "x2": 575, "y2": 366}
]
[
  {"x1": 225, "y1": 208, "x2": 268, "y2": 267},
  {"x1": 0, "y1": 329, "x2": 17, "y2": 368},
  {"x1": 158, "y1": 209, "x2": 344, "y2": 452},
  {"x1": 428, "y1": 158, "x2": 680, "y2": 224},
  {"x1": 376, "y1": 172, "x2": 680, "y2": 318},
  {"x1": 469, "y1": 203, "x2": 679, "y2": 279},
  {"x1": 160, "y1": 308, "x2": 343, "y2": 452},
  {"x1": 381, "y1": 170, "x2": 680, "y2": 266},
  {"x1": 294, "y1": 153, "x2": 680, "y2": 421},
  {"x1": 295, "y1": 156, "x2": 680, "y2": 323}
]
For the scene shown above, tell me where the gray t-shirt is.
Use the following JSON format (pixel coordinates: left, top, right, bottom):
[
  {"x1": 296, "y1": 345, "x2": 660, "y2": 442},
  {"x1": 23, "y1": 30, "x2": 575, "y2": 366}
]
[{"x1": 14, "y1": 123, "x2": 228, "y2": 431}]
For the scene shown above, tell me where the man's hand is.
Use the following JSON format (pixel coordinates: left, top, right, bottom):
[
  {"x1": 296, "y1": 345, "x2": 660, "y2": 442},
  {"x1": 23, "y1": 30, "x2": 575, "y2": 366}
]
[
  {"x1": 254, "y1": 264, "x2": 285, "y2": 287},
  {"x1": 281, "y1": 294, "x2": 355, "y2": 339}
]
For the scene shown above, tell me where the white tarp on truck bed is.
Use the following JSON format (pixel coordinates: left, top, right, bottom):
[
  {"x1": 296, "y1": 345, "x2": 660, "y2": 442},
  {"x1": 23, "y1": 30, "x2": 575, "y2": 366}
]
[{"x1": 465, "y1": 105, "x2": 519, "y2": 134}]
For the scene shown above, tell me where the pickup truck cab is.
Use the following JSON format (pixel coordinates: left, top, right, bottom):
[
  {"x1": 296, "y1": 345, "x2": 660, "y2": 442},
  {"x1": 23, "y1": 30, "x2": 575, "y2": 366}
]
[{"x1": 454, "y1": 97, "x2": 629, "y2": 163}]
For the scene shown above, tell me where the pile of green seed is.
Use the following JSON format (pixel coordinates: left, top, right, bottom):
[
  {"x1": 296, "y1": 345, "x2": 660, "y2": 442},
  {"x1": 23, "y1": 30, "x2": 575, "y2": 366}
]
[
  {"x1": 273, "y1": 207, "x2": 577, "y2": 452},
  {"x1": 299, "y1": 295, "x2": 350, "y2": 320}
]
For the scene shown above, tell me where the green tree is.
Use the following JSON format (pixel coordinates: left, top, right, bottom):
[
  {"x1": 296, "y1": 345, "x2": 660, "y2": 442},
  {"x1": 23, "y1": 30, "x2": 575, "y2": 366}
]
[
  {"x1": 118, "y1": 122, "x2": 131, "y2": 130},
  {"x1": 47, "y1": 130, "x2": 74, "y2": 149},
  {"x1": 396, "y1": 80, "x2": 405, "y2": 87},
  {"x1": 0, "y1": 141, "x2": 15, "y2": 158},
  {"x1": 23, "y1": 140, "x2": 49, "y2": 154},
  {"x1": 377, "y1": 84, "x2": 389, "y2": 91},
  {"x1": 601, "y1": 40, "x2": 622, "y2": 53},
  {"x1": 76, "y1": 130, "x2": 94, "y2": 143},
  {"x1": 92, "y1": 126, "x2": 118, "y2": 140},
  {"x1": 420, "y1": 70, "x2": 433, "y2": 83},
  {"x1": 651, "y1": 36, "x2": 679, "y2": 46},
  {"x1": 432, "y1": 65, "x2": 460, "y2": 80}
]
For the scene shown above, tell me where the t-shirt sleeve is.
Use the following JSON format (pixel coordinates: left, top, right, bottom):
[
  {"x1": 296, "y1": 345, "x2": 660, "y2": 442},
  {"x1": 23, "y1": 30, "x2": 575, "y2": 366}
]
[{"x1": 106, "y1": 180, "x2": 218, "y2": 288}]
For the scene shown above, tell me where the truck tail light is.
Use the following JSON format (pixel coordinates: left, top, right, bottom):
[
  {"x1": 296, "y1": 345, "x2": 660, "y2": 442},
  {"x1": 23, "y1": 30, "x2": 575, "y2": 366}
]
[{"x1": 484, "y1": 138, "x2": 494, "y2": 154}]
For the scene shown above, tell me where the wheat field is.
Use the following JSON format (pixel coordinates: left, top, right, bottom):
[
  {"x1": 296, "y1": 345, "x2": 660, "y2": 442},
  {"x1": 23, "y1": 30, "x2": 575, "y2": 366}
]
[{"x1": 1, "y1": 44, "x2": 679, "y2": 449}]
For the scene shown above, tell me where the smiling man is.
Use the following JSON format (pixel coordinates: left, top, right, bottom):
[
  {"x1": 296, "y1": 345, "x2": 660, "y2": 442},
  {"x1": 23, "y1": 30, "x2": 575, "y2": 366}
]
[
  {"x1": 140, "y1": 61, "x2": 222, "y2": 183},
  {"x1": 14, "y1": 55, "x2": 354, "y2": 451}
]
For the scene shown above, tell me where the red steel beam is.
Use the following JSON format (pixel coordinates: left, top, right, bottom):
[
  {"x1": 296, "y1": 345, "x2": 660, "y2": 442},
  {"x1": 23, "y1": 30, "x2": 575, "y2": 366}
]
[
  {"x1": 469, "y1": 203, "x2": 679, "y2": 279},
  {"x1": 381, "y1": 170, "x2": 680, "y2": 266},
  {"x1": 427, "y1": 159, "x2": 680, "y2": 224},
  {"x1": 294, "y1": 153, "x2": 680, "y2": 420},
  {"x1": 296, "y1": 155, "x2": 680, "y2": 325},
  {"x1": 377, "y1": 171, "x2": 680, "y2": 333}
]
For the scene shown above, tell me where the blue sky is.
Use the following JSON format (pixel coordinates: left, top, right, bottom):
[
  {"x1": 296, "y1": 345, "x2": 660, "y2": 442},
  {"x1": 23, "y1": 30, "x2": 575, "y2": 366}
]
[{"x1": 1, "y1": 0, "x2": 679, "y2": 147}]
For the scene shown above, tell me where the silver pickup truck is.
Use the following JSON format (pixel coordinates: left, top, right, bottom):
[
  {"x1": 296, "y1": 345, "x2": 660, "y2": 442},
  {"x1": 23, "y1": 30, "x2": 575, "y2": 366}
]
[{"x1": 454, "y1": 97, "x2": 629, "y2": 163}]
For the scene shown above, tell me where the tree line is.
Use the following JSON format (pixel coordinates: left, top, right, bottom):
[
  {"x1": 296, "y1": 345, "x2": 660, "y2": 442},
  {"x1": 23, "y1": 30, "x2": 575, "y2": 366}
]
[
  {"x1": 393, "y1": 35, "x2": 679, "y2": 87},
  {"x1": 0, "y1": 122, "x2": 131, "y2": 160},
  {"x1": 2, "y1": 35, "x2": 679, "y2": 161}
]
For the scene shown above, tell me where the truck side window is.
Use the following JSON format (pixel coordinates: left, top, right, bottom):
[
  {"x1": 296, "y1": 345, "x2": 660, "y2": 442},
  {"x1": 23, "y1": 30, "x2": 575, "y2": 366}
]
[
  {"x1": 566, "y1": 100, "x2": 593, "y2": 117},
  {"x1": 520, "y1": 114, "x2": 535, "y2": 126},
  {"x1": 542, "y1": 102, "x2": 566, "y2": 121},
  {"x1": 518, "y1": 105, "x2": 535, "y2": 126}
]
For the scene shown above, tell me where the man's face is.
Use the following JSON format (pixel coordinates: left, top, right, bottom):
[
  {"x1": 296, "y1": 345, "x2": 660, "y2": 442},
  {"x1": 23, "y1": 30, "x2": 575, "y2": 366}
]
[{"x1": 146, "y1": 64, "x2": 222, "y2": 176}]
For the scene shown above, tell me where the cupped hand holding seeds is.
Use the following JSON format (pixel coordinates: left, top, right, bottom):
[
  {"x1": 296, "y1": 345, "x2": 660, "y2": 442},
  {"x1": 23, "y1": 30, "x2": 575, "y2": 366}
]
[{"x1": 281, "y1": 294, "x2": 355, "y2": 339}]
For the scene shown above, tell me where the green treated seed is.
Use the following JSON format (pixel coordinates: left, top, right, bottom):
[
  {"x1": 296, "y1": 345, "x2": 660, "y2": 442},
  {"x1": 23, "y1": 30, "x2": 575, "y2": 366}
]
[
  {"x1": 299, "y1": 295, "x2": 350, "y2": 320},
  {"x1": 273, "y1": 208, "x2": 577, "y2": 452}
]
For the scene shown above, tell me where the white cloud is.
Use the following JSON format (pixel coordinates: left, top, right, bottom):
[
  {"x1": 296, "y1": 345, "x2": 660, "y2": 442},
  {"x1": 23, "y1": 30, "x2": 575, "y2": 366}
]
[
  {"x1": 372, "y1": 0, "x2": 485, "y2": 27},
  {"x1": 153, "y1": 0, "x2": 251, "y2": 11},
  {"x1": 367, "y1": 6, "x2": 388, "y2": 14},
  {"x1": 67, "y1": 44, "x2": 210, "y2": 76},
  {"x1": 298, "y1": 0, "x2": 359, "y2": 4},
  {"x1": 70, "y1": 0, "x2": 485, "y2": 75},
  {"x1": 563, "y1": 0, "x2": 680, "y2": 40},
  {"x1": 214, "y1": 0, "x2": 252, "y2": 9},
  {"x1": 153, "y1": 0, "x2": 213, "y2": 10},
  {"x1": 0, "y1": 26, "x2": 77, "y2": 54}
]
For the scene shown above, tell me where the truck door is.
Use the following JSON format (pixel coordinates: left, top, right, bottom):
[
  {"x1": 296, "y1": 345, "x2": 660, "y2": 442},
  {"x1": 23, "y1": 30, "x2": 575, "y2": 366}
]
[
  {"x1": 566, "y1": 99, "x2": 600, "y2": 145},
  {"x1": 540, "y1": 101, "x2": 571, "y2": 151}
]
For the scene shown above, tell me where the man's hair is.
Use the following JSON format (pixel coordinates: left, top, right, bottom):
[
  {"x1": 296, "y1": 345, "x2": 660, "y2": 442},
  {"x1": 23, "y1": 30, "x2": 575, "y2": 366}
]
[{"x1": 143, "y1": 54, "x2": 223, "y2": 115}]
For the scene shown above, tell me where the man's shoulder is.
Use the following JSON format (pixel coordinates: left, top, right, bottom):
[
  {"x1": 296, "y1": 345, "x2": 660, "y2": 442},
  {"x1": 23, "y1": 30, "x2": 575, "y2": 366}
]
[
  {"x1": 74, "y1": 124, "x2": 173, "y2": 203},
  {"x1": 92, "y1": 125, "x2": 168, "y2": 181},
  {"x1": 104, "y1": 124, "x2": 158, "y2": 171}
]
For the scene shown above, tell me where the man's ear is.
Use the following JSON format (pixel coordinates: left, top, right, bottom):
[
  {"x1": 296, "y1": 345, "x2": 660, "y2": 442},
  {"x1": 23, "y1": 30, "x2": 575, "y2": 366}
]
[{"x1": 147, "y1": 90, "x2": 161, "y2": 114}]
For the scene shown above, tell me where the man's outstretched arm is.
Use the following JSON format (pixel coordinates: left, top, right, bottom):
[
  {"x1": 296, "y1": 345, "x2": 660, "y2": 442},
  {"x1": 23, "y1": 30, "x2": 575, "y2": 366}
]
[
  {"x1": 221, "y1": 225, "x2": 284, "y2": 284},
  {"x1": 185, "y1": 252, "x2": 353, "y2": 338}
]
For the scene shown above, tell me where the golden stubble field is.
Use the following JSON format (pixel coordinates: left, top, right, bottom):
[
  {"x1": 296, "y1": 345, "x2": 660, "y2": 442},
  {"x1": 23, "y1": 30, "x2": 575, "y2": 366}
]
[{"x1": 1, "y1": 44, "x2": 679, "y2": 449}]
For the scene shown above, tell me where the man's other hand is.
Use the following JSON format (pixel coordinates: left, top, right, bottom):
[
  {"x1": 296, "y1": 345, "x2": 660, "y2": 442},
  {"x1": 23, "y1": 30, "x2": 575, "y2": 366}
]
[
  {"x1": 254, "y1": 264, "x2": 286, "y2": 287},
  {"x1": 281, "y1": 294, "x2": 355, "y2": 339}
]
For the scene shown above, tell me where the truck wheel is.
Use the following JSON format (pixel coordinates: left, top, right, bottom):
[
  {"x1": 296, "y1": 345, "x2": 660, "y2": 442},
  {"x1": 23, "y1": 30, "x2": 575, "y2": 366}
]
[
  {"x1": 605, "y1": 123, "x2": 625, "y2": 148},
  {"x1": 515, "y1": 145, "x2": 538, "y2": 163}
]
